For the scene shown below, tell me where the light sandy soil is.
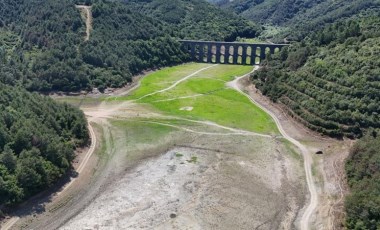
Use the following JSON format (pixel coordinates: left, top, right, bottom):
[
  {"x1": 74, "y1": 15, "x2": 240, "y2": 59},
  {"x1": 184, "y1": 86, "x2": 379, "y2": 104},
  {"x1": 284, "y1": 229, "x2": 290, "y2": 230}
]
[
  {"x1": 227, "y1": 69, "x2": 318, "y2": 230},
  {"x1": 238, "y1": 76, "x2": 352, "y2": 229},
  {"x1": 61, "y1": 133, "x2": 305, "y2": 230},
  {"x1": 0, "y1": 122, "x2": 100, "y2": 230},
  {"x1": 1, "y1": 65, "x2": 349, "y2": 230}
]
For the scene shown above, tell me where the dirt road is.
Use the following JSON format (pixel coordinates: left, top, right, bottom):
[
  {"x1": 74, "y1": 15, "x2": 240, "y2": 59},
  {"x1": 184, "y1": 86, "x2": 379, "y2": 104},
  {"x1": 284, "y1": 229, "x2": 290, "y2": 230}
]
[
  {"x1": 0, "y1": 121, "x2": 97, "y2": 230},
  {"x1": 76, "y1": 5, "x2": 92, "y2": 41},
  {"x1": 1, "y1": 64, "x2": 308, "y2": 230},
  {"x1": 56, "y1": 121, "x2": 97, "y2": 196},
  {"x1": 137, "y1": 65, "x2": 218, "y2": 100},
  {"x1": 228, "y1": 68, "x2": 317, "y2": 230}
]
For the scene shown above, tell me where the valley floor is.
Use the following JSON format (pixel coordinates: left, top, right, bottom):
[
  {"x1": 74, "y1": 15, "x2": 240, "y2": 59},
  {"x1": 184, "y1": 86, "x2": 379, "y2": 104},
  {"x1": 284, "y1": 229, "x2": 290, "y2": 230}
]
[{"x1": 1, "y1": 63, "x2": 349, "y2": 230}]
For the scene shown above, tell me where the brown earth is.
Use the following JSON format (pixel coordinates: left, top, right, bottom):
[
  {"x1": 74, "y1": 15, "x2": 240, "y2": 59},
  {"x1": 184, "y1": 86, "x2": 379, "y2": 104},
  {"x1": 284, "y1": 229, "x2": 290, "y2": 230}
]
[
  {"x1": 238, "y1": 76, "x2": 352, "y2": 230},
  {"x1": 1, "y1": 66, "x2": 349, "y2": 230}
]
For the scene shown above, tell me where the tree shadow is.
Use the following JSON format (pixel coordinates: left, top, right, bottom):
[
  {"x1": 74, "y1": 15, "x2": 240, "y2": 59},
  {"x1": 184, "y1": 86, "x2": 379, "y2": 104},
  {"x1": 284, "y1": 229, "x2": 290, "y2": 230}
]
[{"x1": 3, "y1": 168, "x2": 79, "y2": 219}]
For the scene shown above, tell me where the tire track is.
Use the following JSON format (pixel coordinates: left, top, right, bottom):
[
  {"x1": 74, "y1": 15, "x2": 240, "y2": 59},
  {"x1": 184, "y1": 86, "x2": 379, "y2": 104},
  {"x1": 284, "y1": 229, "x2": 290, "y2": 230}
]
[
  {"x1": 1, "y1": 121, "x2": 97, "y2": 230},
  {"x1": 228, "y1": 67, "x2": 318, "y2": 230},
  {"x1": 136, "y1": 65, "x2": 218, "y2": 100}
]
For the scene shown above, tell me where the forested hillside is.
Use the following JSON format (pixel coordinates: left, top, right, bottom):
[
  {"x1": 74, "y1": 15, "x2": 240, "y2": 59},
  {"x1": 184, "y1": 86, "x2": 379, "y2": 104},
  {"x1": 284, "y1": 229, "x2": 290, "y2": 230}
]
[
  {"x1": 124, "y1": 0, "x2": 259, "y2": 41},
  {"x1": 345, "y1": 134, "x2": 380, "y2": 229},
  {"x1": 0, "y1": 0, "x2": 258, "y2": 92},
  {"x1": 0, "y1": 83, "x2": 88, "y2": 206},
  {"x1": 209, "y1": 0, "x2": 380, "y2": 41},
  {"x1": 0, "y1": 0, "x2": 260, "y2": 210},
  {"x1": 252, "y1": 14, "x2": 380, "y2": 138},
  {"x1": 247, "y1": 5, "x2": 380, "y2": 228}
]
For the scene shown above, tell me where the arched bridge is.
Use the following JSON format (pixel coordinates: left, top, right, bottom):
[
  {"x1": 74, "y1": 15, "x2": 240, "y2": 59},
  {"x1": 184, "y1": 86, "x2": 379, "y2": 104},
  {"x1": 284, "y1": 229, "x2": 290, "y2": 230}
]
[{"x1": 180, "y1": 40, "x2": 288, "y2": 65}]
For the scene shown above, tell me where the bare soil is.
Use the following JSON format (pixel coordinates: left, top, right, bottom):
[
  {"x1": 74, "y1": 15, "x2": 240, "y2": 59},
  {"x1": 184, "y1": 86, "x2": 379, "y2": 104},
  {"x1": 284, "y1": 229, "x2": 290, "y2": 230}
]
[
  {"x1": 6, "y1": 97, "x2": 306, "y2": 230},
  {"x1": 61, "y1": 132, "x2": 305, "y2": 230},
  {"x1": 76, "y1": 5, "x2": 92, "y2": 41},
  {"x1": 238, "y1": 76, "x2": 352, "y2": 229},
  {"x1": 1, "y1": 66, "x2": 349, "y2": 230}
]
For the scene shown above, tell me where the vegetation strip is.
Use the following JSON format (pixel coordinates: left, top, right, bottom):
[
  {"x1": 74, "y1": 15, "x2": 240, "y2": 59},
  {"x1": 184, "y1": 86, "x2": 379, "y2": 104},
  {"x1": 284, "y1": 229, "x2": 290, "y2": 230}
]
[
  {"x1": 127, "y1": 64, "x2": 277, "y2": 134},
  {"x1": 228, "y1": 69, "x2": 317, "y2": 230},
  {"x1": 136, "y1": 65, "x2": 218, "y2": 100}
]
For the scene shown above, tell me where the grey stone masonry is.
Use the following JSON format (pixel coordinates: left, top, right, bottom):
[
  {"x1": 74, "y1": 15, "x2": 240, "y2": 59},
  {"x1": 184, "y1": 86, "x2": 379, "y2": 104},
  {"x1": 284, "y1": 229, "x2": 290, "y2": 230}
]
[{"x1": 180, "y1": 40, "x2": 288, "y2": 65}]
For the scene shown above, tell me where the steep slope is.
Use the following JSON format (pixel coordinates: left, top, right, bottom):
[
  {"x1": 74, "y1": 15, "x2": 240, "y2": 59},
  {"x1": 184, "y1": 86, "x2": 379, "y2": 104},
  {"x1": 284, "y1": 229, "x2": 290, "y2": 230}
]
[
  {"x1": 0, "y1": 83, "x2": 88, "y2": 207},
  {"x1": 125, "y1": 0, "x2": 260, "y2": 41},
  {"x1": 209, "y1": 0, "x2": 378, "y2": 24},
  {"x1": 0, "y1": 0, "x2": 257, "y2": 92},
  {"x1": 345, "y1": 134, "x2": 380, "y2": 229},
  {"x1": 252, "y1": 14, "x2": 380, "y2": 138},
  {"x1": 209, "y1": 0, "x2": 380, "y2": 40}
]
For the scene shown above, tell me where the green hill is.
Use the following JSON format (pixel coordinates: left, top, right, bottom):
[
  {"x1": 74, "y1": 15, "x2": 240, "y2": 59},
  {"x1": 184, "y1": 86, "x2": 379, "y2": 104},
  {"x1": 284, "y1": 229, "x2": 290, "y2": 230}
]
[
  {"x1": 208, "y1": 0, "x2": 380, "y2": 41},
  {"x1": 124, "y1": 0, "x2": 259, "y2": 41},
  {"x1": 345, "y1": 134, "x2": 380, "y2": 229},
  {"x1": 252, "y1": 14, "x2": 380, "y2": 138},
  {"x1": 0, "y1": 83, "x2": 88, "y2": 206},
  {"x1": 248, "y1": 8, "x2": 380, "y2": 228},
  {"x1": 0, "y1": 0, "x2": 260, "y2": 209},
  {"x1": 0, "y1": 0, "x2": 258, "y2": 92}
]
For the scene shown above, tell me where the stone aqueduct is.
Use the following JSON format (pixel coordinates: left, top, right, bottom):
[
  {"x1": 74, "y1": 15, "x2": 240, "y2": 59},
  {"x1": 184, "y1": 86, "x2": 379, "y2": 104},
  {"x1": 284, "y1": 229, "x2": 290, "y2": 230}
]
[{"x1": 180, "y1": 40, "x2": 288, "y2": 65}]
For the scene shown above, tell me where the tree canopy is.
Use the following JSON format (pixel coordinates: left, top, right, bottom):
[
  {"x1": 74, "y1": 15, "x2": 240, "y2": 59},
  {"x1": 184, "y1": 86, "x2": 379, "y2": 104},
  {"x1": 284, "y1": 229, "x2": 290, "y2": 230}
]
[
  {"x1": 0, "y1": 0, "x2": 259, "y2": 92},
  {"x1": 0, "y1": 83, "x2": 88, "y2": 206},
  {"x1": 251, "y1": 14, "x2": 380, "y2": 138},
  {"x1": 345, "y1": 134, "x2": 380, "y2": 229}
]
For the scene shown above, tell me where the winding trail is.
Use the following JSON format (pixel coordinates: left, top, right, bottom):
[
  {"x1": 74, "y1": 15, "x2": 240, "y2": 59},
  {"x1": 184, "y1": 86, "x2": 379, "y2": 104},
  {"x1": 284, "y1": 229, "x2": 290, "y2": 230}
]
[
  {"x1": 134, "y1": 63, "x2": 317, "y2": 229},
  {"x1": 0, "y1": 218, "x2": 19, "y2": 230},
  {"x1": 76, "y1": 5, "x2": 92, "y2": 41},
  {"x1": 1, "y1": 64, "x2": 317, "y2": 230},
  {"x1": 56, "y1": 121, "x2": 97, "y2": 196},
  {"x1": 143, "y1": 120, "x2": 272, "y2": 138},
  {"x1": 151, "y1": 94, "x2": 204, "y2": 102},
  {"x1": 136, "y1": 65, "x2": 218, "y2": 100},
  {"x1": 0, "y1": 122, "x2": 97, "y2": 230},
  {"x1": 228, "y1": 67, "x2": 317, "y2": 230}
]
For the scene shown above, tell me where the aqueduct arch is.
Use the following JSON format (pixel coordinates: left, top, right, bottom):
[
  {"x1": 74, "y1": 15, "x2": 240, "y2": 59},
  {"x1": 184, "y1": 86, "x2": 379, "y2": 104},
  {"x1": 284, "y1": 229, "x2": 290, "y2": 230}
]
[{"x1": 180, "y1": 40, "x2": 288, "y2": 65}]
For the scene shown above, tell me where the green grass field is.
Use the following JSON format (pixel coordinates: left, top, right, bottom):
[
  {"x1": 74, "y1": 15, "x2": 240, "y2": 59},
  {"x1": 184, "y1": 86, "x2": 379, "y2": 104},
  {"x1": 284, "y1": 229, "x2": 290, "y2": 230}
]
[
  {"x1": 124, "y1": 63, "x2": 213, "y2": 100},
  {"x1": 116, "y1": 63, "x2": 278, "y2": 134},
  {"x1": 111, "y1": 119, "x2": 176, "y2": 145}
]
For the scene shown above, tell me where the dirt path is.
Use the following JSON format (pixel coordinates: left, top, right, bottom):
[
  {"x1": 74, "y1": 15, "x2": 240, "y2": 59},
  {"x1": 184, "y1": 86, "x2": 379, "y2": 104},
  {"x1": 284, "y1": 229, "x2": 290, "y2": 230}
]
[
  {"x1": 1, "y1": 64, "x2": 307, "y2": 230},
  {"x1": 136, "y1": 65, "x2": 218, "y2": 100},
  {"x1": 56, "y1": 121, "x2": 97, "y2": 196},
  {"x1": 76, "y1": 5, "x2": 92, "y2": 41},
  {"x1": 0, "y1": 217, "x2": 19, "y2": 230},
  {"x1": 227, "y1": 68, "x2": 317, "y2": 230},
  {"x1": 58, "y1": 65, "x2": 305, "y2": 229},
  {"x1": 0, "y1": 122, "x2": 97, "y2": 230},
  {"x1": 143, "y1": 120, "x2": 272, "y2": 138}
]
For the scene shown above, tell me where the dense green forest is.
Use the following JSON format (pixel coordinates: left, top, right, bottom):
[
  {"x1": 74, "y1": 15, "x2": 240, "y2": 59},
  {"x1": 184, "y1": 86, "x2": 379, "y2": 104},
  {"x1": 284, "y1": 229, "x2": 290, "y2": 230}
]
[
  {"x1": 0, "y1": 0, "x2": 258, "y2": 92},
  {"x1": 251, "y1": 13, "x2": 380, "y2": 138},
  {"x1": 124, "y1": 0, "x2": 259, "y2": 41},
  {"x1": 1, "y1": 0, "x2": 379, "y2": 227},
  {"x1": 0, "y1": 0, "x2": 259, "y2": 209},
  {"x1": 0, "y1": 83, "x2": 88, "y2": 206},
  {"x1": 209, "y1": 0, "x2": 380, "y2": 42},
  {"x1": 244, "y1": 2, "x2": 379, "y2": 228},
  {"x1": 345, "y1": 134, "x2": 380, "y2": 229}
]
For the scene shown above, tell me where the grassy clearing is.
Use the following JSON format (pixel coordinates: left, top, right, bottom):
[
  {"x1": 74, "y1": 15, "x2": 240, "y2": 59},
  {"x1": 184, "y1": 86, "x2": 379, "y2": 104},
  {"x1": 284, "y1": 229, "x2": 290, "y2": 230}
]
[
  {"x1": 193, "y1": 65, "x2": 252, "y2": 81},
  {"x1": 146, "y1": 90, "x2": 277, "y2": 134},
  {"x1": 116, "y1": 63, "x2": 278, "y2": 134},
  {"x1": 119, "y1": 63, "x2": 213, "y2": 100},
  {"x1": 110, "y1": 119, "x2": 176, "y2": 145}
]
